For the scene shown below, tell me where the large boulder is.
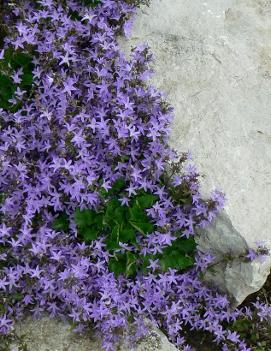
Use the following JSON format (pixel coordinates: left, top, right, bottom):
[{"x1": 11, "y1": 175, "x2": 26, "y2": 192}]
[
  {"x1": 10, "y1": 316, "x2": 178, "y2": 351},
  {"x1": 118, "y1": 0, "x2": 271, "y2": 305}
]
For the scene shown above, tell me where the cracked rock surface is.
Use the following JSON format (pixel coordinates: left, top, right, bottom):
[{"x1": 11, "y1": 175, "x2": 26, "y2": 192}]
[
  {"x1": 118, "y1": 0, "x2": 271, "y2": 304},
  {"x1": 10, "y1": 316, "x2": 178, "y2": 351}
]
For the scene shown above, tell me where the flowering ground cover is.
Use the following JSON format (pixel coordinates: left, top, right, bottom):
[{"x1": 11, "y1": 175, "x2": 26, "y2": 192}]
[{"x1": 0, "y1": 1, "x2": 270, "y2": 350}]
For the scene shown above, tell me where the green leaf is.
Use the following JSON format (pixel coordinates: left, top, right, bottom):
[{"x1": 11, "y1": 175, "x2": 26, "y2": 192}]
[
  {"x1": 112, "y1": 225, "x2": 120, "y2": 241},
  {"x1": 107, "y1": 178, "x2": 126, "y2": 196},
  {"x1": 74, "y1": 208, "x2": 95, "y2": 228},
  {"x1": 11, "y1": 292, "x2": 23, "y2": 302},
  {"x1": 104, "y1": 198, "x2": 119, "y2": 218},
  {"x1": 0, "y1": 193, "x2": 5, "y2": 204},
  {"x1": 127, "y1": 198, "x2": 155, "y2": 235},
  {"x1": 129, "y1": 221, "x2": 154, "y2": 235},
  {"x1": 160, "y1": 253, "x2": 194, "y2": 271},
  {"x1": 108, "y1": 254, "x2": 126, "y2": 277},
  {"x1": 99, "y1": 188, "x2": 108, "y2": 198},
  {"x1": 108, "y1": 252, "x2": 137, "y2": 278},
  {"x1": 104, "y1": 199, "x2": 127, "y2": 226},
  {"x1": 119, "y1": 155, "x2": 130, "y2": 162},
  {"x1": 52, "y1": 213, "x2": 69, "y2": 232},
  {"x1": 0, "y1": 74, "x2": 16, "y2": 99},
  {"x1": 105, "y1": 225, "x2": 121, "y2": 249},
  {"x1": 119, "y1": 226, "x2": 136, "y2": 242},
  {"x1": 83, "y1": 0, "x2": 101, "y2": 8},
  {"x1": 125, "y1": 252, "x2": 137, "y2": 277},
  {"x1": 11, "y1": 52, "x2": 33, "y2": 68},
  {"x1": 75, "y1": 208, "x2": 103, "y2": 243},
  {"x1": 158, "y1": 236, "x2": 196, "y2": 272},
  {"x1": 232, "y1": 319, "x2": 251, "y2": 333},
  {"x1": 68, "y1": 9, "x2": 82, "y2": 21},
  {"x1": 128, "y1": 205, "x2": 148, "y2": 223},
  {"x1": 172, "y1": 236, "x2": 196, "y2": 254},
  {"x1": 93, "y1": 213, "x2": 103, "y2": 228},
  {"x1": 114, "y1": 206, "x2": 127, "y2": 225},
  {"x1": 105, "y1": 224, "x2": 136, "y2": 249},
  {"x1": 99, "y1": 178, "x2": 123, "y2": 198},
  {"x1": 3, "y1": 47, "x2": 13, "y2": 62},
  {"x1": 105, "y1": 233, "x2": 120, "y2": 250},
  {"x1": 178, "y1": 196, "x2": 193, "y2": 205},
  {"x1": 135, "y1": 193, "x2": 158, "y2": 209},
  {"x1": 7, "y1": 101, "x2": 23, "y2": 113},
  {"x1": 79, "y1": 226, "x2": 100, "y2": 243},
  {"x1": 21, "y1": 72, "x2": 33, "y2": 86},
  {"x1": 139, "y1": 254, "x2": 153, "y2": 274}
]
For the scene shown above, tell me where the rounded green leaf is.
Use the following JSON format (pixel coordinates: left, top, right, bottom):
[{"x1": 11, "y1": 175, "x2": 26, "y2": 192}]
[
  {"x1": 108, "y1": 254, "x2": 126, "y2": 277},
  {"x1": 119, "y1": 227, "x2": 136, "y2": 242},
  {"x1": 52, "y1": 213, "x2": 69, "y2": 232},
  {"x1": 75, "y1": 208, "x2": 95, "y2": 228}
]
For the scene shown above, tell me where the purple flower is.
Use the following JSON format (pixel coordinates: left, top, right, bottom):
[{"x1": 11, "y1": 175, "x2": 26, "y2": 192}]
[
  {"x1": 227, "y1": 331, "x2": 240, "y2": 343},
  {"x1": 0, "y1": 1, "x2": 268, "y2": 351},
  {"x1": 0, "y1": 315, "x2": 13, "y2": 334}
]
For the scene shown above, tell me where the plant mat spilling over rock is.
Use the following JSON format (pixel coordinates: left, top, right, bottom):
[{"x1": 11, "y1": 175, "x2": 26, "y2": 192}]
[{"x1": 0, "y1": 1, "x2": 270, "y2": 351}]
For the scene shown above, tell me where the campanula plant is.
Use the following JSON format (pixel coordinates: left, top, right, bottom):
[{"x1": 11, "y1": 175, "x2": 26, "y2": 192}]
[{"x1": 0, "y1": 1, "x2": 270, "y2": 351}]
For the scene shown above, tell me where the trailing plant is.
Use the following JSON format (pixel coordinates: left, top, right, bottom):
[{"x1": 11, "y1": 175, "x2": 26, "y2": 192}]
[{"x1": 0, "y1": 1, "x2": 270, "y2": 351}]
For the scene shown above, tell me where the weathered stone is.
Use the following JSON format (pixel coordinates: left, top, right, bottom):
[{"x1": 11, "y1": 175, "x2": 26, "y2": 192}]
[
  {"x1": 196, "y1": 212, "x2": 271, "y2": 306},
  {"x1": 118, "y1": 0, "x2": 271, "y2": 304},
  {"x1": 10, "y1": 316, "x2": 178, "y2": 351}
]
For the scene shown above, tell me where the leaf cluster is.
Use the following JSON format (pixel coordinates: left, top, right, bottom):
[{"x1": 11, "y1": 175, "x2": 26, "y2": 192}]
[
  {"x1": 230, "y1": 317, "x2": 271, "y2": 350},
  {"x1": 52, "y1": 179, "x2": 196, "y2": 278},
  {"x1": 158, "y1": 235, "x2": 196, "y2": 271},
  {"x1": 159, "y1": 153, "x2": 194, "y2": 206},
  {"x1": 0, "y1": 47, "x2": 34, "y2": 112},
  {"x1": 83, "y1": 0, "x2": 101, "y2": 8}
]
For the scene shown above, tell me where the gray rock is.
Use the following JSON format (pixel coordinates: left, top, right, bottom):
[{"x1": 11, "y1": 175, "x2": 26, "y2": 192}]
[
  {"x1": 118, "y1": 0, "x2": 271, "y2": 304},
  {"x1": 10, "y1": 316, "x2": 178, "y2": 351},
  {"x1": 196, "y1": 212, "x2": 271, "y2": 306}
]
